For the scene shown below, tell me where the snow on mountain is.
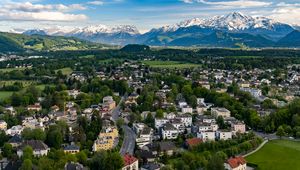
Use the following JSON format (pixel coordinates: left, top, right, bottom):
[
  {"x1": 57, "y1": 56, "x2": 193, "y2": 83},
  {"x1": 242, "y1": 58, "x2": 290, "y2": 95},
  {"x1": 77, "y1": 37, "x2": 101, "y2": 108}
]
[
  {"x1": 153, "y1": 12, "x2": 291, "y2": 33},
  {"x1": 24, "y1": 25, "x2": 140, "y2": 36}
]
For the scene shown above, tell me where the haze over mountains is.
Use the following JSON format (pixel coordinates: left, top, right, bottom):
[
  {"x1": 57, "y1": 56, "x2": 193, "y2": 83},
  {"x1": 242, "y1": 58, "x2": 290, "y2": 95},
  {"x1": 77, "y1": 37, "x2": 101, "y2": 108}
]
[{"x1": 12, "y1": 12, "x2": 300, "y2": 47}]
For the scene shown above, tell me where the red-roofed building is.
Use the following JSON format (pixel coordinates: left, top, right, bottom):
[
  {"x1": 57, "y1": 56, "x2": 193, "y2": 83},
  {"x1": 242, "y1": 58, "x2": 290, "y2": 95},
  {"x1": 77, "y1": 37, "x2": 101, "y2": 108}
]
[
  {"x1": 122, "y1": 154, "x2": 138, "y2": 170},
  {"x1": 185, "y1": 138, "x2": 202, "y2": 148},
  {"x1": 224, "y1": 156, "x2": 247, "y2": 170}
]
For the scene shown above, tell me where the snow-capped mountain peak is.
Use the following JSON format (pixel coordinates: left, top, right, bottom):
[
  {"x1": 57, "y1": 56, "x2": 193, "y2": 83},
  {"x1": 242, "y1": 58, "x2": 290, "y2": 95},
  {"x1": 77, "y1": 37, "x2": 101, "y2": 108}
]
[{"x1": 154, "y1": 12, "x2": 289, "y2": 32}]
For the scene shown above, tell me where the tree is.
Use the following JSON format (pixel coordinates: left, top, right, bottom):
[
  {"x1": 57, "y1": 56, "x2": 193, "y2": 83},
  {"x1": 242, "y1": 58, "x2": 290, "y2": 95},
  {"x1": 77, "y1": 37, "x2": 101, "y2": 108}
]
[
  {"x1": 22, "y1": 146, "x2": 33, "y2": 160},
  {"x1": 46, "y1": 125, "x2": 63, "y2": 149},
  {"x1": 156, "y1": 109, "x2": 164, "y2": 118},
  {"x1": 276, "y1": 126, "x2": 285, "y2": 139},
  {"x1": 90, "y1": 151, "x2": 124, "y2": 170},
  {"x1": 22, "y1": 128, "x2": 46, "y2": 141},
  {"x1": 216, "y1": 116, "x2": 225, "y2": 129},
  {"x1": 20, "y1": 159, "x2": 32, "y2": 170},
  {"x1": 206, "y1": 155, "x2": 225, "y2": 170},
  {"x1": 2, "y1": 143, "x2": 13, "y2": 158}
]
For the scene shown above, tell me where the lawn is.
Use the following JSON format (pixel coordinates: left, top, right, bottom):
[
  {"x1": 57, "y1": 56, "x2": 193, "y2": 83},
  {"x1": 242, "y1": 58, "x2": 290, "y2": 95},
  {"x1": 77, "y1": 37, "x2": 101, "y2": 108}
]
[
  {"x1": 246, "y1": 140, "x2": 300, "y2": 170},
  {"x1": 142, "y1": 60, "x2": 200, "y2": 69},
  {"x1": 55, "y1": 67, "x2": 73, "y2": 75},
  {"x1": 0, "y1": 91, "x2": 14, "y2": 100}
]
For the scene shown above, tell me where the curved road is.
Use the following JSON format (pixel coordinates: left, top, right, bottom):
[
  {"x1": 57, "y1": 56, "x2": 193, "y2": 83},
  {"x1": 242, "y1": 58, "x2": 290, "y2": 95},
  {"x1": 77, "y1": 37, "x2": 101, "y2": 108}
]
[{"x1": 110, "y1": 94, "x2": 136, "y2": 156}]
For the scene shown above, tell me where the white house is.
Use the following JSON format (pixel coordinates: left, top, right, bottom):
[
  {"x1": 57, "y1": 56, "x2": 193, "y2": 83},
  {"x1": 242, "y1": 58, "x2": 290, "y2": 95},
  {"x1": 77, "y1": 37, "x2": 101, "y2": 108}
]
[
  {"x1": 155, "y1": 118, "x2": 169, "y2": 129},
  {"x1": 6, "y1": 125, "x2": 23, "y2": 136},
  {"x1": 181, "y1": 106, "x2": 193, "y2": 114},
  {"x1": 197, "y1": 131, "x2": 215, "y2": 141},
  {"x1": 161, "y1": 123, "x2": 179, "y2": 140},
  {"x1": 17, "y1": 140, "x2": 50, "y2": 157},
  {"x1": 217, "y1": 130, "x2": 233, "y2": 140},
  {"x1": 177, "y1": 114, "x2": 192, "y2": 127}
]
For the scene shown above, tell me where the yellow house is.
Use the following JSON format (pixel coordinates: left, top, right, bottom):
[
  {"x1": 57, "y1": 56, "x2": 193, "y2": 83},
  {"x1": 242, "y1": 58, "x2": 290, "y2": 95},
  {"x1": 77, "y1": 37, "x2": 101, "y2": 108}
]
[
  {"x1": 93, "y1": 126, "x2": 118, "y2": 151},
  {"x1": 0, "y1": 120, "x2": 7, "y2": 130}
]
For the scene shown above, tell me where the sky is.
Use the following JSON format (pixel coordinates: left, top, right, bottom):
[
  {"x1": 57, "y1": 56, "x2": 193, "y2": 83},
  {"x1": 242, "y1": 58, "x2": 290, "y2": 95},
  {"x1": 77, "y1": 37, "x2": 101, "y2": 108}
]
[{"x1": 0, "y1": 0, "x2": 300, "y2": 33}]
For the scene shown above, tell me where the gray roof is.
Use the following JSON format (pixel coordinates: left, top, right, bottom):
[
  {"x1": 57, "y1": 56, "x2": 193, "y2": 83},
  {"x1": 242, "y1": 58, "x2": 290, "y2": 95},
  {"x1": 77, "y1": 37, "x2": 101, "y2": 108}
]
[
  {"x1": 159, "y1": 141, "x2": 176, "y2": 151},
  {"x1": 20, "y1": 140, "x2": 48, "y2": 151}
]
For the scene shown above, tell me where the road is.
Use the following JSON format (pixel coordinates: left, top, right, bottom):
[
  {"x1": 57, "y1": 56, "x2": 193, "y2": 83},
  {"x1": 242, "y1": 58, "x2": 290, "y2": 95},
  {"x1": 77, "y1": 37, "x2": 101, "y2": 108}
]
[
  {"x1": 110, "y1": 94, "x2": 136, "y2": 156},
  {"x1": 111, "y1": 94, "x2": 126, "y2": 122},
  {"x1": 119, "y1": 125, "x2": 136, "y2": 156}
]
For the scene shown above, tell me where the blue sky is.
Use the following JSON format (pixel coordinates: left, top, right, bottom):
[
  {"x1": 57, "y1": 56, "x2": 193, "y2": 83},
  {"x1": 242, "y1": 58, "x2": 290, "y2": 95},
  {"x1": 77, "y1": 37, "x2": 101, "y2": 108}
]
[{"x1": 0, "y1": 0, "x2": 300, "y2": 33}]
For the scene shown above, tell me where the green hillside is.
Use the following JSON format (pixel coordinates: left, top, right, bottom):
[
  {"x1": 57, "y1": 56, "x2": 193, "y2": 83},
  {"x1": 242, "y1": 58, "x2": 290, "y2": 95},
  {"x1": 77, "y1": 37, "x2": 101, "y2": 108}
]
[{"x1": 0, "y1": 32, "x2": 109, "y2": 52}]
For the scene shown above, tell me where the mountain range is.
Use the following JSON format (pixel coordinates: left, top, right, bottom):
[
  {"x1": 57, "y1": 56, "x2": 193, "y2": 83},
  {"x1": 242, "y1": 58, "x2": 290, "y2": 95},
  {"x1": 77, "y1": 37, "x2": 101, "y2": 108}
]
[
  {"x1": 0, "y1": 32, "x2": 109, "y2": 52},
  {"x1": 11, "y1": 12, "x2": 300, "y2": 47}
]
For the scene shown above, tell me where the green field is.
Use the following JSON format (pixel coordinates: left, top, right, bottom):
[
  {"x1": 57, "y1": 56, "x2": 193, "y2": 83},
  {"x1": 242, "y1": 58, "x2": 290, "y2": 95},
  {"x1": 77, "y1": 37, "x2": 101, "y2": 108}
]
[
  {"x1": 142, "y1": 60, "x2": 199, "y2": 69},
  {"x1": 80, "y1": 55, "x2": 95, "y2": 59},
  {"x1": 0, "y1": 91, "x2": 14, "y2": 100},
  {"x1": 0, "y1": 67, "x2": 30, "y2": 72},
  {"x1": 246, "y1": 140, "x2": 300, "y2": 170},
  {"x1": 55, "y1": 67, "x2": 73, "y2": 75}
]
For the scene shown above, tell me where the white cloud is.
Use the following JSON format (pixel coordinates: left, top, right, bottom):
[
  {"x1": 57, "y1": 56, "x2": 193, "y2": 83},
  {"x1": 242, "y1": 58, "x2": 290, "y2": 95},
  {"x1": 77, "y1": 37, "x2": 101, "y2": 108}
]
[
  {"x1": 0, "y1": 2, "x2": 88, "y2": 22},
  {"x1": 181, "y1": 0, "x2": 193, "y2": 4},
  {"x1": 87, "y1": 1, "x2": 104, "y2": 5},
  {"x1": 0, "y1": 11, "x2": 88, "y2": 21},
  {"x1": 196, "y1": 0, "x2": 272, "y2": 8},
  {"x1": 270, "y1": 6, "x2": 300, "y2": 26}
]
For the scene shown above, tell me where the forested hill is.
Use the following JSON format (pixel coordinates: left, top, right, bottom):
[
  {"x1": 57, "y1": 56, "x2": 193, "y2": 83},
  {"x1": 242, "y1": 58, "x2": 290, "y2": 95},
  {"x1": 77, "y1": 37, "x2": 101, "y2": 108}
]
[{"x1": 0, "y1": 32, "x2": 111, "y2": 52}]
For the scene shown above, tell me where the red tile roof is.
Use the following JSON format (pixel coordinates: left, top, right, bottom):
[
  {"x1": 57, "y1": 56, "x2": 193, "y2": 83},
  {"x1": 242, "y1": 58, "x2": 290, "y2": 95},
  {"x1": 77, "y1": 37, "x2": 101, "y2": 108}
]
[
  {"x1": 186, "y1": 138, "x2": 202, "y2": 147},
  {"x1": 226, "y1": 156, "x2": 246, "y2": 169},
  {"x1": 123, "y1": 154, "x2": 137, "y2": 166}
]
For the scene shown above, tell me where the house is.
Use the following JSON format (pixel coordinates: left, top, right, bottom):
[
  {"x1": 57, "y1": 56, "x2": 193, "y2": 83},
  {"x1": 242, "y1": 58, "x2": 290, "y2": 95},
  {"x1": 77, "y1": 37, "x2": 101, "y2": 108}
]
[
  {"x1": 155, "y1": 118, "x2": 169, "y2": 129},
  {"x1": 197, "y1": 131, "x2": 215, "y2": 141},
  {"x1": 0, "y1": 120, "x2": 7, "y2": 130},
  {"x1": 181, "y1": 106, "x2": 193, "y2": 114},
  {"x1": 185, "y1": 138, "x2": 202, "y2": 149},
  {"x1": 217, "y1": 130, "x2": 233, "y2": 140},
  {"x1": 27, "y1": 103, "x2": 42, "y2": 112},
  {"x1": 211, "y1": 107, "x2": 231, "y2": 118},
  {"x1": 102, "y1": 96, "x2": 116, "y2": 111},
  {"x1": 17, "y1": 140, "x2": 50, "y2": 157},
  {"x1": 161, "y1": 123, "x2": 179, "y2": 140},
  {"x1": 231, "y1": 122, "x2": 246, "y2": 134},
  {"x1": 92, "y1": 126, "x2": 118, "y2": 151},
  {"x1": 63, "y1": 144, "x2": 80, "y2": 154},
  {"x1": 224, "y1": 156, "x2": 247, "y2": 170},
  {"x1": 178, "y1": 101, "x2": 188, "y2": 108},
  {"x1": 67, "y1": 90, "x2": 81, "y2": 99},
  {"x1": 8, "y1": 135, "x2": 23, "y2": 148},
  {"x1": 177, "y1": 114, "x2": 192, "y2": 127},
  {"x1": 122, "y1": 154, "x2": 138, "y2": 170},
  {"x1": 6, "y1": 125, "x2": 23, "y2": 136},
  {"x1": 136, "y1": 126, "x2": 153, "y2": 148},
  {"x1": 158, "y1": 141, "x2": 176, "y2": 156},
  {"x1": 136, "y1": 150, "x2": 156, "y2": 163}
]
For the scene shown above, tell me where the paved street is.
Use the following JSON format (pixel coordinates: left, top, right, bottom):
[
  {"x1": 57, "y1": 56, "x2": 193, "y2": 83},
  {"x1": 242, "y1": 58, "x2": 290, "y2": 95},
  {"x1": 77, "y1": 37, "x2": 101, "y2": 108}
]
[
  {"x1": 119, "y1": 125, "x2": 136, "y2": 156},
  {"x1": 110, "y1": 94, "x2": 136, "y2": 156}
]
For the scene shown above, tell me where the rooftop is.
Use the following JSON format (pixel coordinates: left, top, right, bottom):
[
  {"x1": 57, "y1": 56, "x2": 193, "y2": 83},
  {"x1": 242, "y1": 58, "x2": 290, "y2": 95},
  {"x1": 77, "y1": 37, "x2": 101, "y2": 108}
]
[
  {"x1": 226, "y1": 156, "x2": 246, "y2": 169},
  {"x1": 123, "y1": 154, "x2": 138, "y2": 166}
]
